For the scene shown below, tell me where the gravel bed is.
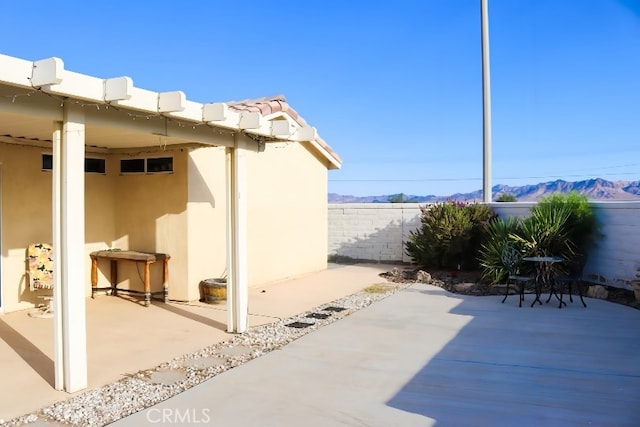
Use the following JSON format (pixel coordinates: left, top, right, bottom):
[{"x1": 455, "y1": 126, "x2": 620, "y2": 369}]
[{"x1": 3, "y1": 281, "x2": 408, "y2": 427}]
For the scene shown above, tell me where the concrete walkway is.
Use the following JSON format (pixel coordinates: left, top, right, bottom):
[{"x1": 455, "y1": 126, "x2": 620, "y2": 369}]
[
  {"x1": 114, "y1": 283, "x2": 640, "y2": 427},
  {"x1": 0, "y1": 263, "x2": 394, "y2": 421}
]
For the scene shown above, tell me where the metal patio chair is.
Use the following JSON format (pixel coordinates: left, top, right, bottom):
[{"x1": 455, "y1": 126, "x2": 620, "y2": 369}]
[
  {"x1": 501, "y1": 245, "x2": 534, "y2": 307},
  {"x1": 554, "y1": 254, "x2": 588, "y2": 308}
]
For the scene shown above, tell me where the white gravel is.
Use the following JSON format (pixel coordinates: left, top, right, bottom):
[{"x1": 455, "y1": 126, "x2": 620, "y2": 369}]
[{"x1": 3, "y1": 282, "x2": 407, "y2": 427}]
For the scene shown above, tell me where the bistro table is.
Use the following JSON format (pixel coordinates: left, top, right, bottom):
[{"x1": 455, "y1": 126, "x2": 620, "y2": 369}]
[
  {"x1": 522, "y1": 256, "x2": 564, "y2": 308},
  {"x1": 90, "y1": 250, "x2": 170, "y2": 307}
]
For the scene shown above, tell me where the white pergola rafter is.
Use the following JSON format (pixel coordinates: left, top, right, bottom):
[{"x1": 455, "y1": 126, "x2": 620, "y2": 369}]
[{"x1": 0, "y1": 52, "x2": 339, "y2": 394}]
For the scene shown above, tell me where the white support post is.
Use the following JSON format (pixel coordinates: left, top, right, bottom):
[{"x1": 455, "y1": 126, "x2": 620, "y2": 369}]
[
  {"x1": 225, "y1": 134, "x2": 249, "y2": 333},
  {"x1": 53, "y1": 103, "x2": 88, "y2": 392},
  {"x1": 52, "y1": 122, "x2": 64, "y2": 391}
]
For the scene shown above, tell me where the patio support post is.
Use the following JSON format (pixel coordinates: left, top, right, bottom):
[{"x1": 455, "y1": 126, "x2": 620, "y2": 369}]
[
  {"x1": 225, "y1": 134, "x2": 249, "y2": 333},
  {"x1": 52, "y1": 103, "x2": 88, "y2": 392}
]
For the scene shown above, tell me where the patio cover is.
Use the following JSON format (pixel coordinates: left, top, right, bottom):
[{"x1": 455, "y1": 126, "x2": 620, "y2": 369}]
[{"x1": 0, "y1": 53, "x2": 341, "y2": 393}]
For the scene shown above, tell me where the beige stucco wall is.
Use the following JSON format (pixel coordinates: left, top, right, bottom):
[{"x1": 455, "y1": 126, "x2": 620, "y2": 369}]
[
  {"x1": 0, "y1": 144, "x2": 54, "y2": 312},
  {"x1": 105, "y1": 149, "x2": 189, "y2": 300},
  {"x1": 1, "y1": 137, "x2": 332, "y2": 312},
  {"x1": 84, "y1": 152, "x2": 117, "y2": 296},
  {"x1": 0, "y1": 144, "x2": 117, "y2": 312},
  {"x1": 185, "y1": 147, "x2": 227, "y2": 302},
  {"x1": 245, "y1": 140, "x2": 328, "y2": 286},
  {"x1": 0, "y1": 143, "x2": 191, "y2": 311}
]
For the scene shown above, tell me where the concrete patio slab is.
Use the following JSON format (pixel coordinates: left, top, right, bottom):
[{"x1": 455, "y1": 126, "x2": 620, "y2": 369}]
[
  {"x1": 114, "y1": 283, "x2": 640, "y2": 427},
  {"x1": 0, "y1": 263, "x2": 395, "y2": 422}
]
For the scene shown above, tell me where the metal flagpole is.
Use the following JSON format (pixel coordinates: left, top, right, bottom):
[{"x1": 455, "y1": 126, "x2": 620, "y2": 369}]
[{"x1": 481, "y1": 0, "x2": 493, "y2": 203}]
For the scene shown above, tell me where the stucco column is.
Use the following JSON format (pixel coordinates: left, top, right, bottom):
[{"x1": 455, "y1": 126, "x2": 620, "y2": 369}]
[
  {"x1": 226, "y1": 135, "x2": 249, "y2": 333},
  {"x1": 52, "y1": 103, "x2": 88, "y2": 392}
]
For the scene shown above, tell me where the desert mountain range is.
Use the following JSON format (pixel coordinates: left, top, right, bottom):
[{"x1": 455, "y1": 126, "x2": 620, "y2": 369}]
[{"x1": 328, "y1": 178, "x2": 640, "y2": 203}]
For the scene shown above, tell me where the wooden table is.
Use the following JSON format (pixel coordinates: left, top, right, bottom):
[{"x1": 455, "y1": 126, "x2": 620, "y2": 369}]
[{"x1": 90, "y1": 250, "x2": 170, "y2": 307}]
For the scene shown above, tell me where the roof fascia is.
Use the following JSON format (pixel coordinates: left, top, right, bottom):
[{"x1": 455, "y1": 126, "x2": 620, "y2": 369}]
[
  {"x1": 263, "y1": 111, "x2": 342, "y2": 169},
  {"x1": 0, "y1": 53, "x2": 340, "y2": 165}
]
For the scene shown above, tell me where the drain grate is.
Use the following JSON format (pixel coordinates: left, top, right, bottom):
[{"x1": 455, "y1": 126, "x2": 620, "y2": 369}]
[
  {"x1": 286, "y1": 321, "x2": 314, "y2": 329},
  {"x1": 306, "y1": 312, "x2": 330, "y2": 320},
  {"x1": 323, "y1": 306, "x2": 346, "y2": 312}
]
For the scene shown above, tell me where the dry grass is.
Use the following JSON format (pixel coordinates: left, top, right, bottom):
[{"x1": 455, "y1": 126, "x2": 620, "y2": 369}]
[{"x1": 363, "y1": 283, "x2": 399, "y2": 294}]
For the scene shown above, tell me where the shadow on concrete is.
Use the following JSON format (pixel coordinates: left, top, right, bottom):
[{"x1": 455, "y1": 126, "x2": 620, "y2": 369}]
[
  {"x1": 0, "y1": 318, "x2": 54, "y2": 387},
  {"x1": 385, "y1": 287, "x2": 640, "y2": 425},
  {"x1": 154, "y1": 301, "x2": 228, "y2": 331}
]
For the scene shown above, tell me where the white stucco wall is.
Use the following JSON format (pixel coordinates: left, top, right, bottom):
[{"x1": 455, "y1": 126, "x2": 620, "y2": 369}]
[{"x1": 328, "y1": 202, "x2": 640, "y2": 289}]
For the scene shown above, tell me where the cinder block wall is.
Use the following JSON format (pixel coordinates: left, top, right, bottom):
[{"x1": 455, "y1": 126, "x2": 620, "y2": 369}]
[
  {"x1": 492, "y1": 201, "x2": 640, "y2": 290},
  {"x1": 328, "y1": 203, "x2": 424, "y2": 263},
  {"x1": 328, "y1": 201, "x2": 640, "y2": 290}
]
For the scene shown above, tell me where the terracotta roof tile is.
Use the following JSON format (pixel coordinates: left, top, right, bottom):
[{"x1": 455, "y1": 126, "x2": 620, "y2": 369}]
[{"x1": 226, "y1": 95, "x2": 341, "y2": 167}]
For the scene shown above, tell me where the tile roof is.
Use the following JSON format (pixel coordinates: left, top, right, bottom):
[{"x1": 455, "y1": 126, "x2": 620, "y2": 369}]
[{"x1": 227, "y1": 95, "x2": 342, "y2": 167}]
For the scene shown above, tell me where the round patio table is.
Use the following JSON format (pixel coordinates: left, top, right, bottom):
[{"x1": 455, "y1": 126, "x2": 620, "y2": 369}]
[{"x1": 522, "y1": 256, "x2": 564, "y2": 307}]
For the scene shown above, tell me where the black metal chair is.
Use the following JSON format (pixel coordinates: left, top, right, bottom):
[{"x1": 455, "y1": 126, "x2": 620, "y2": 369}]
[
  {"x1": 501, "y1": 245, "x2": 534, "y2": 307},
  {"x1": 554, "y1": 254, "x2": 588, "y2": 308}
]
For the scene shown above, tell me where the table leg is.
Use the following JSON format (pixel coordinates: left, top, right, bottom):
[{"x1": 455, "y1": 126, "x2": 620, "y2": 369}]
[
  {"x1": 549, "y1": 279, "x2": 566, "y2": 308},
  {"x1": 162, "y1": 258, "x2": 169, "y2": 303},
  {"x1": 144, "y1": 261, "x2": 151, "y2": 307},
  {"x1": 110, "y1": 260, "x2": 118, "y2": 296},
  {"x1": 531, "y1": 279, "x2": 543, "y2": 307},
  {"x1": 90, "y1": 256, "x2": 98, "y2": 298}
]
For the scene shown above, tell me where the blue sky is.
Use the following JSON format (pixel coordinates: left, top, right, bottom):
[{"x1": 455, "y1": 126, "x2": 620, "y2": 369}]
[{"x1": 2, "y1": 0, "x2": 639, "y2": 197}]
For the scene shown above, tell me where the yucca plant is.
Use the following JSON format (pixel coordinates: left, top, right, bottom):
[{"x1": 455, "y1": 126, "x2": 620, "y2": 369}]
[
  {"x1": 535, "y1": 192, "x2": 598, "y2": 257},
  {"x1": 512, "y1": 201, "x2": 575, "y2": 259},
  {"x1": 478, "y1": 216, "x2": 524, "y2": 284}
]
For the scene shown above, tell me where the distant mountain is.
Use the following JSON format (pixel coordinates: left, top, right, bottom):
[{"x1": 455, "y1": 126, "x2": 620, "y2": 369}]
[
  {"x1": 328, "y1": 178, "x2": 640, "y2": 203},
  {"x1": 327, "y1": 193, "x2": 439, "y2": 203}
]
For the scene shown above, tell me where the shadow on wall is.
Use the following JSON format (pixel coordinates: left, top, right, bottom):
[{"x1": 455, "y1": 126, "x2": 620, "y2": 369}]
[{"x1": 328, "y1": 219, "x2": 415, "y2": 264}]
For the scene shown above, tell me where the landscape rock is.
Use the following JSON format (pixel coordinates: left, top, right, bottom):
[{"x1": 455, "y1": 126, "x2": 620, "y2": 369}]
[
  {"x1": 416, "y1": 270, "x2": 432, "y2": 283},
  {"x1": 587, "y1": 285, "x2": 609, "y2": 299},
  {"x1": 453, "y1": 283, "x2": 476, "y2": 293}
]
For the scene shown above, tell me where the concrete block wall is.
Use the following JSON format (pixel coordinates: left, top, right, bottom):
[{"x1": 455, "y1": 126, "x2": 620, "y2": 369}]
[
  {"x1": 492, "y1": 202, "x2": 640, "y2": 290},
  {"x1": 329, "y1": 201, "x2": 640, "y2": 290},
  {"x1": 328, "y1": 203, "x2": 424, "y2": 263}
]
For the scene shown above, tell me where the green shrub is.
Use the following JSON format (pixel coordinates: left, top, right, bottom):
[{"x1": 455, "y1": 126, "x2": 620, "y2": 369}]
[
  {"x1": 535, "y1": 192, "x2": 597, "y2": 256},
  {"x1": 495, "y1": 193, "x2": 517, "y2": 202},
  {"x1": 478, "y1": 192, "x2": 598, "y2": 283},
  {"x1": 405, "y1": 201, "x2": 495, "y2": 270}
]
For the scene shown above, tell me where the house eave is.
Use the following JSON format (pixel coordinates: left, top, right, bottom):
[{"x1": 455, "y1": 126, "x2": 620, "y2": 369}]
[{"x1": 0, "y1": 53, "x2": 341, "y2": 167}]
